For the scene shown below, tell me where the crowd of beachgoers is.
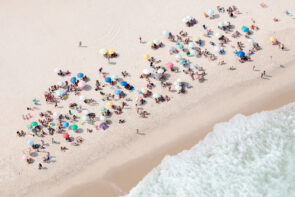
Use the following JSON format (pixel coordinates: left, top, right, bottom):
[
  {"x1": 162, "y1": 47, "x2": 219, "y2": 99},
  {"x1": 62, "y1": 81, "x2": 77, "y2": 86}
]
[{"x1": 17, "y1": 4, "x2": 288, "y2": 170}]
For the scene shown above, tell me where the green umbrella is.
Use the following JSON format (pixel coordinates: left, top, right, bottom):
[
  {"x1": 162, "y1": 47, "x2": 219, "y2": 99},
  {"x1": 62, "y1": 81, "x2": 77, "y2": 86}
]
[
  {"x1": 71, "y1": 124, "x2": 78, "y2": 131},
  {"x1": 31, "y1": 121, "x2": 38, "y2": 127}
]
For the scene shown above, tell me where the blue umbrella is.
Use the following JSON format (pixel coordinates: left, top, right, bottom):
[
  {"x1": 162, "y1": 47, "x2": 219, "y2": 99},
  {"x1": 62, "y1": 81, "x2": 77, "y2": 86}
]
[
  {"x1": 169, "y1": 46, "x2": 175, "y2": 51},
  {"x1": 105, "y1": 77, "x2": 112, "y2": 83},
  {"x1": 114, "y1": 90, "x2": 121, "y2": 95},
  {"x1": 27, "y1": 140, "x2": 34, "y2": 146},
  {"x1": 62, "y1": 121, "x2": 69, "y2": 127},
  {"x1": 241, "y1": 26, "x2": 249, "y2": 33},
  {"x1": 77, "y1": 73, "x2": 84, "y2": 78},
  {"x1": 175, "y1": 41, "x2": 180, "y2": 45},
  {"x1": 237, "y1": 51, "x2": 245, "y2": 58},
  {"x1": 162, "y1": 30, "x2": 169, "y2": 36},
  {"x1": 70, "y1": 77, "x2": 77, "y2": 83},
  {"x1": 82, "y1": 116, "x2": 89, "y2": 121},
  {"x1": 50, "y1": 122, "x2": 55, "y2": 126},
  {"x1": 120, "y1": 81, "x2": 127, "y2": 86},
  {"x1": 208, "y1": 9, "x2": 214, "y2": 15}
]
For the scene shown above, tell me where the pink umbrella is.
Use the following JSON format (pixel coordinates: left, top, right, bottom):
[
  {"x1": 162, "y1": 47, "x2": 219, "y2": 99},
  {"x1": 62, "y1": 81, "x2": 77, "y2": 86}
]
[
  {"x1": 78, "y1": 81, "x2": 86, "y2": 89},
  {"x1": 22, "y1": 155, "x2": 28, "y2": 160},
  {"x1": 165, "y1": 62, "x2": 174, "y2": 69}
]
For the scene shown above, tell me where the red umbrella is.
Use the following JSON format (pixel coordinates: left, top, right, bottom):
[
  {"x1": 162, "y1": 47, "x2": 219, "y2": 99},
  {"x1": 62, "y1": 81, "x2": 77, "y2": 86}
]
[
  {"x1": 165, "y1": 62, "x2": 174, "y2": 69},
  {"x1": 63, "y1": 133, "x2": 69, "y2": 139}
]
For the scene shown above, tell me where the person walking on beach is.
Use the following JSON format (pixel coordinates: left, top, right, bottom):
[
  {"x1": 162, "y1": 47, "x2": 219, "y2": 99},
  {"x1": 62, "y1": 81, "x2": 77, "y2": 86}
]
[
  {"x1": 136, "y1": 129, "x2": 139, "y2": 134},
  {"x1": 252, "y1": 65, "x2": 255, "y2": 71},
  {"x1": 263, "y1": 70, "x2": 266, "y2": 77},
  {"x1": 261, "y1": 73, "x2": 264, "y2": 78},
  {"x1": 38, "y1": 163, "x2": 42, "y2": 170},
  {"x1": 139, "y1": 36, "x2": 142, "y2": 43}
]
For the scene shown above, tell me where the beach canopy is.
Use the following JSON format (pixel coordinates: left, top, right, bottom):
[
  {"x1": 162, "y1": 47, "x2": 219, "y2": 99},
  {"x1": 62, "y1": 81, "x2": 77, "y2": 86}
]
[
  {"x1": 114, "y1": 89, "x2": 121, "y2": 95},
  {"x1": 269, "y1": 36, "x2": 276, "y2": 42},
  {"x1": 82, "y1": 116, "x2": 89, "y2": 121},
  {"x1": 70, "y1": 77, "x2": 77, "y2": 83},
  {"x1": 78, "y1": 81, "x2": 86, "y2": 89},
  {"x1": 27, "y1": 140, "x2": 34, "y2": 146},
  {"x1": 105, "y1": 77, "x2": 112, "y2": 83},
  {"x1": 107, "y1": 49, "x2": 115, "y2": 55},
  {"x1": 112, "y1": 74, "x2": 119, "y2": 80},
  {"x1": 99, "y1": 48, "x2": 107, "y2": 55},
  {"x1": 143, "y1": 69, "x2": 150, "y2": 75},
  {"x1": 63, "y1": 133, "x2": 69, "y2": 139},
  {"x1": 54, "y1": 67, "x2": 60, "y2": 73},
  {"x1": 77, "y1": 73, "x2": 84, "y2": 78},
  {"x1": 237, "y1": 51, "x2": 245, "y2": 58},
  {"x1": 144, "y1": 54, "x2": 150, "y2": 59},
  {"x1": 165, "y1": 62, "x2": 174, "y2": 69},
  {"x1": 157, "y1": 68, "x2": 164, "y2": 74},
  {"x1": 162, "y1": 30, "x2": 169, "y2": 36},
  {"x1": 31, "y1": 121, "x2": 38, "y2": 127},
  {"x1": 208, "y1": 9, "x2": 214, "y2": 15},
  {"x1": 71, "y1": 124, "x2": 78, "y2": 131},
  {"x1": 241, "y1": 26, "x2": 250, "y2": 33},
  {"x1": 153, "y1": 93, "x2": 160, "y2": 98},
  {"x1": 62, "y1": 121, "x2": 69, "y2": 127},
  {"x1": 120, "y1": 81, "x2": 127, "y2": 86}
]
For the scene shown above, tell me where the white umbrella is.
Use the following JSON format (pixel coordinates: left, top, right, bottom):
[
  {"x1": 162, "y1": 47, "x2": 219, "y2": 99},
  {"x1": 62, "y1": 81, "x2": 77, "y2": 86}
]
[
  {"x1": 57, "y1": 81, "x2": 64, "y2": 86},
  {"x1": 208, "y1": 9, "x2": 214, "y2": 15},
  {"x1": 224, "y1": 21, "x2": 230, "y2": 26},
  {"x1": 177, "y1": 78, "x2": 184, "y2": 83},
  {"x1": 143, "y1": 69, "x2": 150, "y2": 75},
  {"x1": 218, "y1": 22, "x2": 225, "y2": 27},
  {"x1": 54, "y1": 68, "x2": 60, "y2": 73},
  {"x1": 153, "y1": 40, "x2": 160, "y2": 45},
  {"x1": 100, "y1": 116, "x2": 106, "y2": 121},
  {"x1": 215, "y1": 33, "x2": 222, "y2": 38},
  {"x1": 83, "y1": 110, "x2": 89, "y2": 115},
  {"x1": 248, "y1": 39, "x2": 254, "y2": 44},
  {"x1": 153, "y1": 93, "x2": 160, "y2": 98},
  {"x1": 175, "y1": 85, "x2": 182, "y2": 91},
  {"x1": 80, "y1": 95, "x2": 86, "y2": 101},
  {"x1": 190, "y1": 49, "x2": 197, "y2": 55},
  {"x1": 112, "y1": 74, "x2": 119, "y2": 80},
  {"x1": 186, "y1": 16, "x2": 193, "y2": 20},
  {"x1": 214, "y1": 46, "x2": 221, "y2": 51},
  {"x1": 175, "y1": 54, "x2": 182, "y2": 59},
  {"x1": 157, "y1": 68, "x2": 164, "y2": 74},
  {"x1": 188, "y1": 42, "x2": 195, "y2": 49},
  {"x1": 53, "y1": 112, "x2": 59, "y2": 118},
  {"x1": 182, "y1": 17, "x2": 189, "y2": 23}
]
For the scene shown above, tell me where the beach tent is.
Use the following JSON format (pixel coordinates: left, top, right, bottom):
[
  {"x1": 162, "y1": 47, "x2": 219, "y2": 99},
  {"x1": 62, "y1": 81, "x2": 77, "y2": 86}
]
[
  {"x1": 120, "y1": 81, "x2": 127, "y2": 86},
  {"x1": 190, "y1": 49, "x2": 197, "y2": 56},
  {"x1": 100, "y1": 116, "x2": 107, "y2": 121},
  {"x1": 215, "y1": 33, "x2": 222, "y2": 38},
  {"x1": 241, "y1": 26, "x2": 250, "y2": 33},
  {"x1": 55, "y1": 90, "x2": 63, "y2": 96},
  {"x1": 175, "y1": 85, "x2": 182, "y2": 91},
  {"x1": 165, "y1": 62, "x2": 174, "y2": 69},
  {"x1": 105, "y1": 77, "x2": 112, "y2": 83},
  {"x1": 153, "y1": 40, "x2": 160, "y2": 45},
  {"x1": 237, "y1": 51, "x2": 245, "y2": 58},
  {"x1": 177, "y1": 78, "x2": 184, "y2": 84},
  {"x1": 77, "y1": 73, "x2": 84, "y2": 78},
  {"x1": 218, "y1": 22, "x2": 225, "y2": 27},
  {"x1": 188, "y1": 42, "x2": 195, "y2": 49}
]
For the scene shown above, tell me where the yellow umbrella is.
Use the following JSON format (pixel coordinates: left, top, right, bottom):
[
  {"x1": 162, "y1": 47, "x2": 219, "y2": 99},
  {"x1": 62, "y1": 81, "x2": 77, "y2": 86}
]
[
  {"x1": 106, "y1": 102, "x2": 113, "y2": 107},
  {"x1": 107, "y1": 49, "x2": 115, "y2": 55},
  {"x1": 99, "y1": 48, "x2": 107, "y2": 55},
  {"x1": 269, "y1": 37, "x2": 276, "y2": 42},
  {"x1": 194, "y1": 36, "x2": 200, "y2": 41},
  {"x1": 144, "y1": 54, "x2": 150, "y2": 59},
  {"x1": 148, "y1": 41, "x2": 153, "y2": 46}
]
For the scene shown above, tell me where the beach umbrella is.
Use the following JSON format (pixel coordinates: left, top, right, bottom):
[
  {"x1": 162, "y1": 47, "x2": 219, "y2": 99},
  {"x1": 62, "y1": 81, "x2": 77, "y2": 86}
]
[
  {"x1": 224, "y1": 21, "x2": 230, "y2": 26},
  {"x1": 177, "y1": 79, "x2": 184, "y2": 83},
  {"x1": 144, "y1": 54, "x2": 150, "y2": 59},
  {"x1": 114, "y1": 89, "x2": 121, "y2": 95},
  {"x1": 237, "y1": 51, "x2": 245, "y2": 58},
  {"x1": 188, "y1": 42, "x2": 195, "y2": 49},
  {"x1": 178, "y1": 44, "x2": 184, "y2": 49},
  {"x1": 162, "y1": 30, "x2": 169, "y2": 36},
  {"x1": 106, "y1": 102, "x2": 113, "y2": 107},
  {"x1": 175, "y1": 54, "x2": 182, "y2": 60},
  {"x1": 63, "y1": 133, "x2": 69, "y2": 139},
  {"x1": 70, "y1": 77, "x2": 77, "y2": 83},
  {"x1": 208, "y1": 9, "x2": 214, "y2": 15},
  {"x1": 141, "y1": 88, "x2": 148, "y2": 94},
  {"x1": 179, "y1": 59, "x2": 186, "y2": 65},
  {"x1": 168, "y1": 46, "x2": 175, "y2": 51},
  {"x1": 31, "y1": 121, "x2": 38, "y2": 127},
  {"x1": 154, "y1": 73, "x2": 161, "y2": 79},
  {"x1": 248, "y1": 38, "x2": 254, "y2": 44},
  {"x1": 112, "y1": 74, "x2": 119, "y2": 80},
  {"x1": 153, "y1": 40, "x2": 160, "y2": 45},
  {"x1": 27, "y1": 140, "x2": 34, "y2": 146},
  {"x1": 214, "y1": 46, "x2": 221, "y2": 52},
  {"x1": 22, "y1": 155, "x2": 28, "y2": 160},
  {"x1": 70, "y1": 124, "x2": 78, "y2": 131},
  {"x1": 100, "y1": 116, "x2": 107, "y2": 121},
  {"x1": 57, "y1": 81, "x2": 64, "y2": 86},
  {"x1": 83, "y1": 110, "x2": 89, "y2": 115},
  {"x1": 82, "y1": 116, "x2": 89, "y2": 121},
  {"x1": 175, "y1": 41, "x2": 180, "y2": 45},
  {"x1": 175, "y1": 85, "x2": 182, "y2": 91},
  {"x1": 143, "y1": 69, "x2": 150, "y2": 75},
  {"x1": 80, "y1": 95, "x2": 86, "y2": 101},
  {"x1": 77, "y1": 73, "x2": 84, "y2": 78},
  {"x1": 165, "y1": 62, "x2": 174, "y2": 69},
  {"x1": 54, "y1": 67, "x2": 60, "y2": 73},
  {"x1": 120, "y1": 81, "x2": 127, "y2": 87},
  {"x1": 148, "y1": 41, "x2": 153, "y2": 46},
  {"x1": 241, "y1": 26, "x2": 250, "y2": 33},
  {"x1": 49, "y1": 122, "x2": 55, "y2": 127},
  {"x1": 78, "y1": 81, "x2": 86, "y2": 89},
  {"x1": 182, "y1": 17, "x2": 189, "y2": 23},
  {"x1": 153, "y1": 93, "x2": 160, "y2": 98},
  {"x1": 99, "y1": 48, "x2": 107, "y2": 55},
  {"x1": 100, "y1": 107, "x2": 107, "y2": 113},
  {"x1": 269, "y1": 36, "x2": 276, "y2": 42},
  {"x1": 62, "y1": 121, "x2": 69, "y2": 127},
  {"x1": 218, "y1": 22, "x2": 225, "y2": 27},
  {"x1": 190, "y1": 49, "x2": 197, "y2": 56},
  {"x1": 186, "y1": 16, "x2": 193, "y2": 20},
  {"x1": 157, "y1": 68, "x2": 164, "y2": 74},
  {"x1": 215, "y1": 33, "x2": 222, "y2": 38},
  {"x1": 194, "y1": 36, "x2": 200, "y2": 41},
  {"x1": 107, "y1": 49, "x2": 115, "y2": 55},
  {"x1": 53, "y1": 112, "x2": 59, "y2": 118},
  {"x1": 24, "y1": 147, "x2": 32, "y2": 154},
  {"x1": 55, "y1": 90, "x2": 63, "y2": 96},
  {"x1": 105, "y1": 77, "x2": 112, "y2": 83}
]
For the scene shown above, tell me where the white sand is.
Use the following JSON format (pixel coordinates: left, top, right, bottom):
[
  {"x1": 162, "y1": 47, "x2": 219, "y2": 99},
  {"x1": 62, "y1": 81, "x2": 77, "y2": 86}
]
[{"x1": 0, "y1": 0, "x2": 295, "y2": 196}]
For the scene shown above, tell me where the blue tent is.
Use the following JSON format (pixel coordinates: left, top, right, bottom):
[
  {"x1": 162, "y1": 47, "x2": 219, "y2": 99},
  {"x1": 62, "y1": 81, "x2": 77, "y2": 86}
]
[
  {"x1": 114, "y1": 90, "x2": 121, "y2": 95},
  {"x1": 241, "y1": 26, "x2": 249, "y2": 33},
  {"x1": 77, "y1": 73, "x2": 84, "y2": 78},
  {"x1": 237, "y1": 51, "x2": 245, "y2": 58},
  {"x1": 70, "y1": 77, "x2": 77, "y2": 83},
  {"x1": 105, "y1": 77, "x2": 112, "y2": 83},
  {"x1": 120, "y1": 81, "x2": 127, "y2": 86}
]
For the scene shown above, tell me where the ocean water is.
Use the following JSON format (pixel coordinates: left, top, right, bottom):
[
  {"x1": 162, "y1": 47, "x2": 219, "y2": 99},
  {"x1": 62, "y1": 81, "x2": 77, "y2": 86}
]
[{"x1": 124, "y1": 103, "x2": 295, "y2": 197}]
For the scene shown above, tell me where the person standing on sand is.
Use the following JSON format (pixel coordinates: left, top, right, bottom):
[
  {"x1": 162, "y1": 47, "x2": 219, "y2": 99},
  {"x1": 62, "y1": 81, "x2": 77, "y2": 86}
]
[
  {"x1": 79, "y1": 41, "x2": 82, "y2": 47},
  {"x1": 38, "y1": 163, "x2": 42, "y2": 170},
  {"x1": 136, "y1": 129, "x2": 139, "y2": 134},
  {"x1": 139, "y1": 36, "x2": 142, "y2": 43},
  {"x1": 261, "y1": 73, "x2": 264, "y2": 78},
  {"x1": 252, "y1": 65, "x2": 255, "y2": 71},
  {"x1": 263, "y1": 70, "x2": 266, "y2": 77}
]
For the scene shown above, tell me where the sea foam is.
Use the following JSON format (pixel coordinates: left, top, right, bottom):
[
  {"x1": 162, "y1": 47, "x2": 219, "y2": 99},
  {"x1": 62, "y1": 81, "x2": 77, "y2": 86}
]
[{"x1": 124, "y1": 103, "x2": 295, "y2": 197}]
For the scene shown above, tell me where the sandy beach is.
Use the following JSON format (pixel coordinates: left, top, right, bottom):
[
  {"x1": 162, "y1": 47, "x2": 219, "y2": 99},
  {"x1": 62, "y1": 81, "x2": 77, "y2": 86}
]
[{"x1": 0, "y1": 0, "x2": 295, "y2": 196}]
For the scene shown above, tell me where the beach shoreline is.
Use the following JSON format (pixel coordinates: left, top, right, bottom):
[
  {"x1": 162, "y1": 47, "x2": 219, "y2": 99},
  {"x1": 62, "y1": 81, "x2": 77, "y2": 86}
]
[{"x1": 61, "y1": 62, "x2": 295, "y2": 197}]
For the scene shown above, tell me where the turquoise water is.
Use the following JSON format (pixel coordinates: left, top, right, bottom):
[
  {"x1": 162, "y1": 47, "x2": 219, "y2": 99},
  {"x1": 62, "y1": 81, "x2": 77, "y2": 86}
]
[{"x1": 124, "y1": 103, "x2": 295, "y2": 197}]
